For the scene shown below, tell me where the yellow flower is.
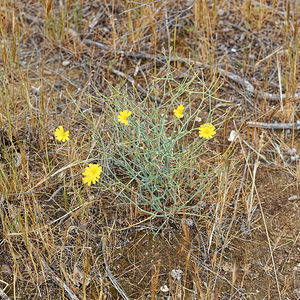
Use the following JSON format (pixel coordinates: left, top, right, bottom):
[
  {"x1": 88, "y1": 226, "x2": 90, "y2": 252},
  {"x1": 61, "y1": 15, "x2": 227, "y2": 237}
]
[
  {"x1": 55, "y1": 126, "x2": 69, "y2": 142},
  {"x1": 82, "y1": 164, "x2": 102, "y2": 186},
  {"x1": 118, "y1": 110, "x2": 132, "y2": 125},
  {"x1": 199, "y1": 123, "x2": 216, "y2": 139},
  {"x1": 173, "y1": 104, "x2": 184, "y2": 118}
]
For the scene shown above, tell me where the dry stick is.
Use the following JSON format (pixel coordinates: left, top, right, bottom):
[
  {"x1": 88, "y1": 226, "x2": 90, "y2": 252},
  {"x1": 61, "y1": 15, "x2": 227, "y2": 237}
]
[
  {"x1": 250, "y1": 133, "x2": 282, "y2": 300},
  {"x1": 84, "y1": 39, "x2": 164, "y2": 63},
  {"x1": 43, "y1": 66, "x2": 79, "y2": 89},
  {"x1": 247, "y1": 121, "x2": 300, "y2": 130},
  {"x1": 101, "y1": 237, "x2": 130, "y2": 300},
  {"x1": 276, "y1": 54, "x2": 284, "y2": 111},
  {"x1": 8, "y1": 200, "x2": 92, "y2": 237},
  {"x1": 216, "y1": 67, "x2": 299, "y2": 101},
  {"x1": 190, "y1": 255, "x2": 246, "y2": 299},
  {"x1": 242, "y1": 140, "x2": 273, "y2": 165},
  {"x1": 255, "y1": 47, "x2": 283, "y2": 67},
  {"x1": 111, "y1": 68, "x2": 160, "y2": 103},
  {"x1": 280, "y1": 230, "x2": 300, "y2": 273},
  {"x1": 39, "y1": 256, "x2": 80, "y2": 300},
  {"x1": 83, "y1": 39, "x2": 299, "y2": 102},
  {"x1": 238, "y1": 137, "x2": 282, "y2": 298},
  {"x1": 0, "y1": 287, "x2": 10, "y2": 300},
  {"x1": 84, "y1": 39, "x2": 160, "y2": 103},
  {"x1": 253, "y1": 173, "x2": 283, "y2": 300},
  {"x1": 28, "y1": 159, "x2": 94, "y2": 192},
  {"x1": 237, "y1": 129, "x2": 280, "y2": 299},
  {"x1": 23, "y1": 238, "x2": 80, "y2": 300}
]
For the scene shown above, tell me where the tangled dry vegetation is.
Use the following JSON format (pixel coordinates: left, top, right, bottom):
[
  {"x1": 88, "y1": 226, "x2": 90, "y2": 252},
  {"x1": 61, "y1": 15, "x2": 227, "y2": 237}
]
[{"x1": 0, "y1": 0, "x2": 299, "y2": 299}]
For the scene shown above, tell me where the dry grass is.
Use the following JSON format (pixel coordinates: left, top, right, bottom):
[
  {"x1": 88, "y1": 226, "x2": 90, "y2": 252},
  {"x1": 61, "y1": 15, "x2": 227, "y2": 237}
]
[{"x1": 0, "y1": 0, "x2": 299, "y2": 299}]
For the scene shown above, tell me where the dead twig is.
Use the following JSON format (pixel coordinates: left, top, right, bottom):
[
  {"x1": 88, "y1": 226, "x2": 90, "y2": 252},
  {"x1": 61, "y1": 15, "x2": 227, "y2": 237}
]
[
  {"x1": 39, "y1": 256, "x2": 80, "y2": 300},
  {"x1": 84, "y1": 40, "x2": 160, "y2": 103},
  {"x1": 242, "y1": 140, "x2": 273, "y2": 166},
  {"x1": 111, "y1": 68, "x2": 160, "y2": 103},
  {"x1": 253, "y1": 170, "x2": 282, "y2": 299},
  {"x1": 84, "y1": 39, "x2": 110, "y2": 51},
  {"x1": 0, "y1": 287, "x2": 10, "y2": 300},
  {"x1": 83, "y1": 39, "x2": 299, "y2": 102},
  {"x1": 17, "y1": 236, "x2": 80, "y2": 300},
  {"x1": 101, "y1": 237, "x2": 130, "y2": 300},
  {"x1": 247, "y1": 121, "x2": 300, "y2": 130}
]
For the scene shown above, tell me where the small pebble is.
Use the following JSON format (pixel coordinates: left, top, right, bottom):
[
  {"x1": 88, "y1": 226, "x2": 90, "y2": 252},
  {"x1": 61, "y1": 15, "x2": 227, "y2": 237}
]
[
  {"x1": 218, "y1": 9, "x2": 225, "y2": 16},
  {"x1": 160, "y1": 285, "x2": 169, "y2": 293},
  {"x1": 288, "y1": 148, "x2": 297, "y2": 155},
  {"x1": 288, "y1": 195, "x2": 299, "y2": 201},
  {"x1": 228, "y1": 130, "x2": 239, "y2": 142},
  {"x1": 171, "y1": 269, "x2": 183, "y2": 281},
  {"x1": 62, "y1": 60, "x2": 71, "y2": 66}
]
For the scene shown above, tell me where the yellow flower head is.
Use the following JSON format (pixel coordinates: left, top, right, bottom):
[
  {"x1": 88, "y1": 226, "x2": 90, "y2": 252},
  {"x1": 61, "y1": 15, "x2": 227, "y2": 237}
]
[
  {"x1": 173, "y1": 104, "x2": 184, "y2": 118},
  {"x1": 82, "y1": 164, "x2": 102, "y2": 186},
  {"x1": 199, "y1": 123, "x2": 216, "y2": 140},
  {"x1": 118, "y1": 110, "x2": 132, "y2": 125},
  {"x1": 55, "y1": 126, "x2": 69, "y2": 142}
]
